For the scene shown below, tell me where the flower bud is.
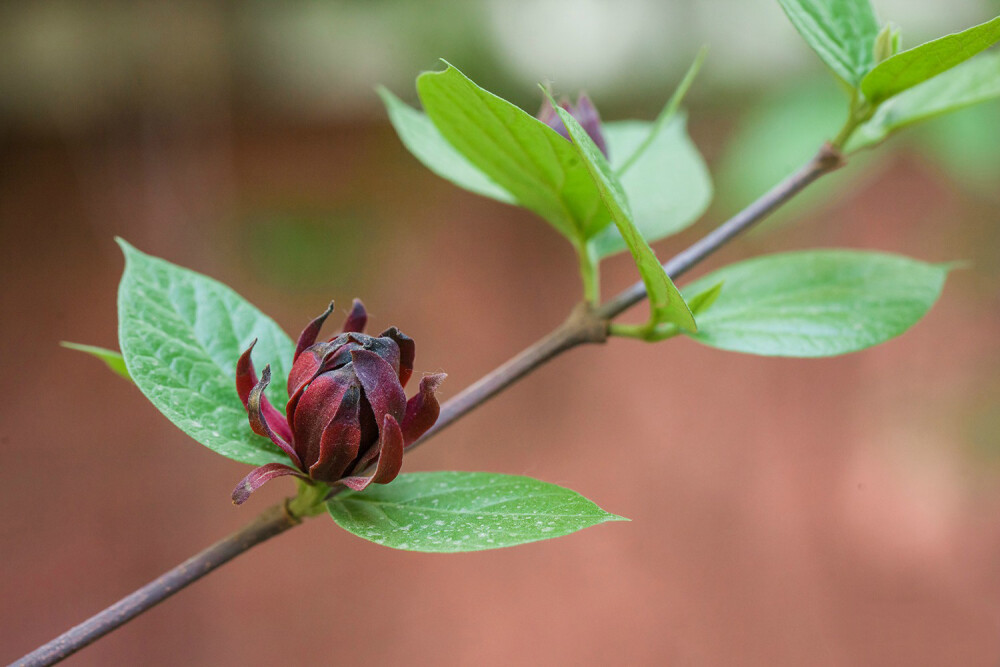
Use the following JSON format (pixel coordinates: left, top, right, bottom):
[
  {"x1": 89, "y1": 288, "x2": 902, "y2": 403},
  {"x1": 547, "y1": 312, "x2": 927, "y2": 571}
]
[
  {"x1": 232, "y1": 300, "x2": 445, "y2": 504},
  {"x1": 537, "y1": 92, "x2": 609, "y2": 158}
]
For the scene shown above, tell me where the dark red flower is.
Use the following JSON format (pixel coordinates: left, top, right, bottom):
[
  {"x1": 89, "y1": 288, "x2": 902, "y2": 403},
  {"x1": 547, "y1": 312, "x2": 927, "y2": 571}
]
[
  {"x1": 232, "y1": 300, "x2": 445, "y2": 504},
  {"x1": 537, "y1": 93, "x2": 609, "y2": 158}
]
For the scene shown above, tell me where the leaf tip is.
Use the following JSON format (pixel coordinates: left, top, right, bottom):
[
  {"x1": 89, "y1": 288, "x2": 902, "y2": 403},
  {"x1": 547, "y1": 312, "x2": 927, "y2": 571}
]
[
  {"x1": 114, "y1": 236, "x2": 132, "y2": 254},
  {"x1": 939, "y1": 259, "x2": 971, "y2": 273}
]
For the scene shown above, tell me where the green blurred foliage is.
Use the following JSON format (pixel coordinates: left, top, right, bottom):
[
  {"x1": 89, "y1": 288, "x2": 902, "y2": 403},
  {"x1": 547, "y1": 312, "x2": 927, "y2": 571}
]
[{"x1": 234, "y1": 207, "x2": 376, "y2": 293}]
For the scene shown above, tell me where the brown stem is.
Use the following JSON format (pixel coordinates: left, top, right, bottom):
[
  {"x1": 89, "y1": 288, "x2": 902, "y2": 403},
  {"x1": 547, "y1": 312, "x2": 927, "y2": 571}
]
[
  {"x1": 12, "y1": 502, "x2": 302, "y2": 667},
  {"x1": 597, "y1": 142, "x2": 844, "y2": 320},
  {"x1": 409, "y1": 301, "x2": 608, "y2": 450},
  {"x1": 13, "y1": 143, "x2": 845, "y2": 666}
]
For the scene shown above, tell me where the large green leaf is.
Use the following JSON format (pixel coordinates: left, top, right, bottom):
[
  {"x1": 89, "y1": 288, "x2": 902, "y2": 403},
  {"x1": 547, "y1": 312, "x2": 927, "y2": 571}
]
[
  {"x1": 416, "y1": 63, "x2": 609, "y2": 243},
  {"x1": 117, "y1": 239, "x2": 295, "y2": 466},
  {"x1": 327, "y1": 472, "x2": 626, "y2": 552},
  {"x1": 588, "y1": 116, "x2": 712, "y2": 257},
  {"x1": 61, "y1": 342, "x2": 131, "y2": 381},
  {"x1": 377, "y1": 86, "x2": 515, "y2": 204},
  {"x1": 777, "y1": 0, "x2": 881, "y2": 87},
  {"x1": 679, "y1": 250, "x2": 949, "y2": 357},
  {"x1": 850, "y1": 50, "x2": 1000, "y2": 150},
  {"x1": 549, "y1": 96, "x2": 696, "y2": 332},
  {"x1": 861, "y1": 16, "x2": 1000, "y2": 103}
]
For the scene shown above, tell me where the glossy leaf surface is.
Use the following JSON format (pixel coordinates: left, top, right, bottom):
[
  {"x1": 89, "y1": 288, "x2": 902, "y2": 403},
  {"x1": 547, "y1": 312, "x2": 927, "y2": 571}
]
[
  {"x1": 861, "y1": 16, "x2": 1000, "y2": 103},
  {"x1": 777, "y1": 0, "x2": 881, "y2": 86},
  {"x1": 416, "y1": 63, "x2": 609, "y2": 243},
  {"x1": 851, "y1": 51, "x2": 1000, "y2": 149},
  {"x1": 117, "y1": 240, "x2": 295, "y2": 465},
  {"x1": 680, "y1": 250, "x2": 948, "y2": 357},
  {"x1": 327, "y1": 472, "x2": 626, "y2": 552}
]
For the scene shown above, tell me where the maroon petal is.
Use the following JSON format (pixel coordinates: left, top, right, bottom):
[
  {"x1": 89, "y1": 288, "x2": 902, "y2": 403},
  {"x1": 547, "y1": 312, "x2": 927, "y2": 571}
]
[
  {"x1": 232, "y1": 462, "x2": 307, "y2": 505},
  {"x1": 236, "y1": 339, "x2": 259, "y2": 408},
  {"x1": 573, "y1": 94, "x2": 609, "y2": 158},
  {"x1": 290, "y1": 370, "x2": 355, "y2": 470},
  {"x1": 236, "y1": 340, "x2": 293, "y2": 443},
  {"x1": 351, "y1": 349, "x2": 406, "y2": 425},
  {"x1": 342, "y1": 299, "x2": 367, "y2": 333},
  {"x1": 309, "y1": 389, "x2": 362, "y2": 482},
  {"x1": 248, "y1": 366, "x2": 302, "y2": 469},
  {"x1": 295, "y1": 301, "x2": 335, "y2": 362},
  {"x1": 400, "y1": 373, "x2": 446, "y2": 448},
  {"x1": 380, "y1": 327, "x2": 415, "y2": 387},
  {"x1": 339, "y1": 414, "x2": 404, "y2": 491},
  {"x1": 537, "y1": 94, "x2": 568, "y2": 137}
]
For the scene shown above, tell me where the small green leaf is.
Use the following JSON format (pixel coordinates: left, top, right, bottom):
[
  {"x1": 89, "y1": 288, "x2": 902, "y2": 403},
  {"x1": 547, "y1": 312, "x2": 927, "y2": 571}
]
[
  {"x1": 589, "y1": 116, "x2": 712, "y2": 258},
  {"x1": 861, "y1": 16, "x2": 1000, "y2": 104},
  {"x1": 850, "y1": 51, "x2": 1000, "y2": 150},
  {"x1": 377, "y1": 86, "x2": 516, "y2": 204},
  {"x1": 873, "y1": 22, "x2": 902, "y2": 64},
  {"x1": 687, "y1": 281, "x2": 724, "y2": 316},
  {"x1": 548, "y1": 94, "x2": 696, "y2": 333},
  {"x1": 416, "y1": 63, "x2": 609, "y2": 244},
  {"x1": 776, "y1": 0, "x2": 881, "y2": 87},
  {"x1": 614, "y1": 46, "x2": 707, "y2": 176},
  {"x1": 326, "y1": 472, "x2": 627, "y2": 552},
  {"x1": 117, "y1": 239, "x2": 295, "y2": 466},
  {"x1": 61, "y1": 342, "x2": 132, "y2": 381},
  {"x1": 680, "y1": 250, "x2": 949, "y2": 357}
]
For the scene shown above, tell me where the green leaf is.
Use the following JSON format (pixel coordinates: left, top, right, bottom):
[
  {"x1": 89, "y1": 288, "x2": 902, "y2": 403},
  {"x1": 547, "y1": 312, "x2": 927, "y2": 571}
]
[
  {"x1": 61, "y1": 342, "x2": 132, "y2": 381},
  {"x1": 116, "y1": 239, "x2": 295, "y2": 466},
  {"x1": 850, "y1": 51, "x2": 1000, "y2": 150},
  {"x1": 861, "y1": 16, "x2": 1000, "y2": 104},
  {"x1": 680, "y1": 250, "x2": 949, "y2": 357},
  {"x1": 588, "y1": 116, "x2": 712, "y2": 258},
  {"x1": 416, "y1": 63, "x2": 609, "y2": 243},
  {"x1": 377, "y1": 86, "x2": 516, "y2": 204},
  {"x1": 776, "y1": 0, "x2": 881, "y2": 87},
  {"x1": 548, "y1": 94, "x2": 697, "y2": 333},
  {"x1": 687, "y1": 281, "x2": 724, "y2": 316},
  {"x1": 326, "y1": 472, "x2": 627, "y2": 552}
]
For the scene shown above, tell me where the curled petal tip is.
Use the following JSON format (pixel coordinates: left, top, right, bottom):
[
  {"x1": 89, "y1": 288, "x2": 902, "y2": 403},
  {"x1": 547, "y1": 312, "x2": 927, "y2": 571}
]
[
  {"x1": 380, "y1": 327, "x2": 415, "y2": 387},
  {"x1": 247, "y1": 366, "x2": 300, "y2": 468},
  {"x1": 231, "y1": 463, "x2": 304, "y2": 505},
  {"x1": 236, "y1": 340, "x2": 261, "y2": 409},
  {"x1": 400, "y1": 373, "x2": 446, "y2": 448},
  {"x1": 422, "y1": 372, "x2": 447, "y2": 390},
  {"x1": 342, "y1": 299, "x2": 367, "y2": 333},
  {"x1": 295, "y1": 302, "x2": 336, "y2": 361}
]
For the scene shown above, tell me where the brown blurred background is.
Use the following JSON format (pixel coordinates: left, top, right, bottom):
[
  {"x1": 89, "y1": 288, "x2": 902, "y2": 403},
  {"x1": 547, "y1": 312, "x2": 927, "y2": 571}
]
[{"x1": 3, "y1": 1, "x2": 1000, "y2": 665}]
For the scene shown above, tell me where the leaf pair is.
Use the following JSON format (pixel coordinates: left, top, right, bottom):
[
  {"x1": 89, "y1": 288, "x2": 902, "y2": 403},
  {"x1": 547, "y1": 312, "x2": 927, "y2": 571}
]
[
  {"x1": 778, "y1": 0, "x2": 1000, "y2": 147},
  {"x1": 383, "y1": 61, "x2": 711, "y2": 329}
]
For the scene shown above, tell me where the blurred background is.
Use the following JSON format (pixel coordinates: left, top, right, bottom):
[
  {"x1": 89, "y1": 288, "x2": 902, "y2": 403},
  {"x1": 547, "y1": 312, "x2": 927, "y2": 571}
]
[{"x1": 3, "y1": 0, "x2": 1000, "y2": 664}]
